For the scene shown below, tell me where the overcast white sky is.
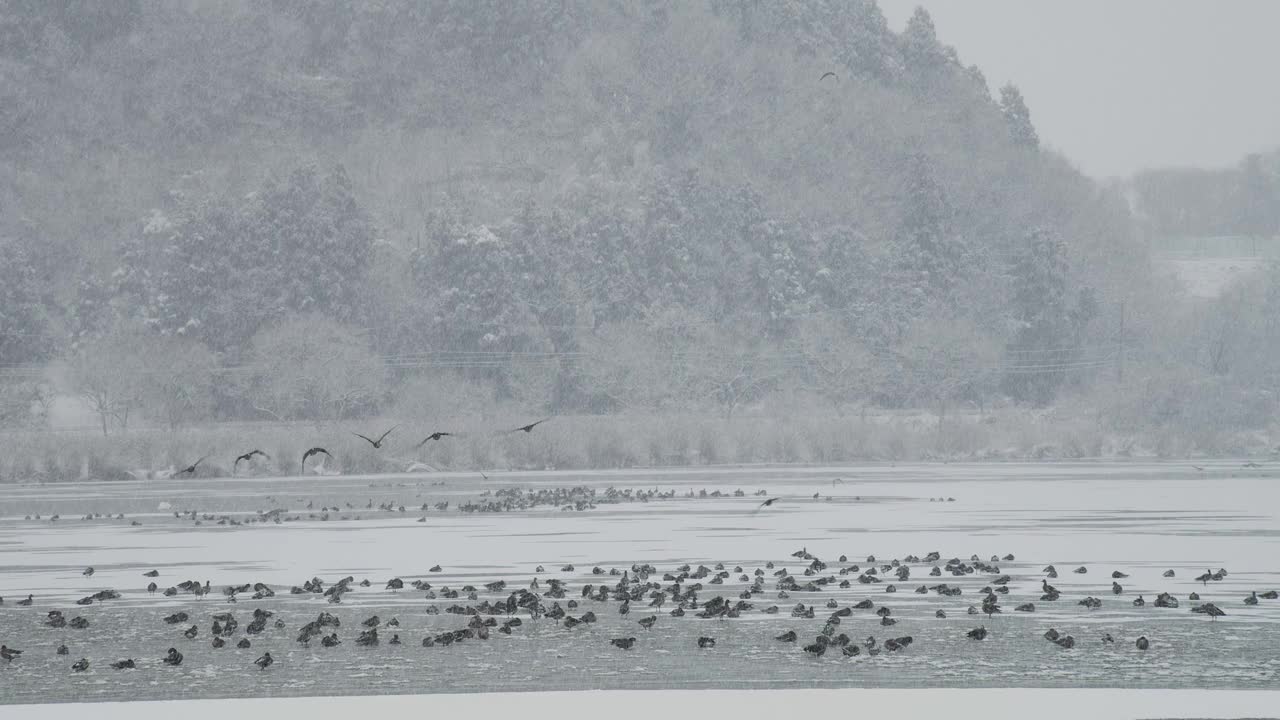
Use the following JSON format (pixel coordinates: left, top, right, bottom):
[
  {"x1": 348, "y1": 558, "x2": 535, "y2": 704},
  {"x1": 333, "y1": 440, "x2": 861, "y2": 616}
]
[{"x1": 878, "y1": 0, "x2": 1280, "y2": 179}]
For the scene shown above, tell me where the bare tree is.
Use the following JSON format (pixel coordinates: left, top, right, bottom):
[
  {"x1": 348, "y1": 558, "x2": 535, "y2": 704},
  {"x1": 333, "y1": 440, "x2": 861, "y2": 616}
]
[
  {"x1": 137, "y1": 338, "x2": 218, "y2": 429},
  {"x1": 503, "y1": 352, "x2": 560, "y2": 414},
  {"x1": 0, "y1": 381, "x2": 46, "y2": 428},
  {"x1": 241, "y1": 314, "x2": 387, "y2": 423},
  {"x1": 683, "y1": 331, "x2": 781, "y2": 420},
  {"x1": 792, "y1": 314, "x2": 879, "y2": 415},
  {"x1": 897, "y1": 309, "x2": 1001, "y2": 424},
  {"x1": 580, "y1": 321, "x2": 688, "y2": 411},
  {"x1": 72, "y1": 332, "x2": 146, "y2": 435}
]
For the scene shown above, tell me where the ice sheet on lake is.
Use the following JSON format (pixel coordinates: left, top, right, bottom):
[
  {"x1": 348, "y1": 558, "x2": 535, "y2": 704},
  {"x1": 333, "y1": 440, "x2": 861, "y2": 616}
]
[{"x1": 1, "y1": 462, "x2": 1277, "y2": 703}]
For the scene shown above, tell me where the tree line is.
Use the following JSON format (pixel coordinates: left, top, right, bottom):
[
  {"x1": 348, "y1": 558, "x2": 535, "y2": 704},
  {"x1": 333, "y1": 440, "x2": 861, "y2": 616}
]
[{"x1": 3, "y1": 1, "x2": 1272, "y2": 437}]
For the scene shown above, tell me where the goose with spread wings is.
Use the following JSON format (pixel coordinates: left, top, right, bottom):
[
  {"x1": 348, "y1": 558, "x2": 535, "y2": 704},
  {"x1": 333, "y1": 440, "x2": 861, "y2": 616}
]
[
  {"x1": 176, "y1": 456, "x2": 207, "y2": 476},
  {"x1": 415, "y1": 431, "x2": 452, "y2": 448},
  {"x1": 301, "y1": 447, "x2": 332, "y2": 474},
  {"x1": 234, "y1": 449, "x2": 270, "y2": 469},
  {"x1": 509, "y1": 418, "x2": 551, "y2": 434},
  {"x1": 354, "y1": 426, "x2": 397, "y2": 449}
]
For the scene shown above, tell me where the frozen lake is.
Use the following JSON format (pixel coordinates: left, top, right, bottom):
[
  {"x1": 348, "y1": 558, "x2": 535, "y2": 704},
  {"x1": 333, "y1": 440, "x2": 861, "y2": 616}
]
[{"x1": 1, "y1": 460, "x2": 1278, "y2": 703}]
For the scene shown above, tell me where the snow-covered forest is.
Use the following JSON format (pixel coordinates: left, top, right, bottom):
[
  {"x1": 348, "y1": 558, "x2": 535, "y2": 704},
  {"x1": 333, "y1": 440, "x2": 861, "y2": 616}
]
[{"x1": 1, "y1": 2, "x2": 1278, "y2": 471}]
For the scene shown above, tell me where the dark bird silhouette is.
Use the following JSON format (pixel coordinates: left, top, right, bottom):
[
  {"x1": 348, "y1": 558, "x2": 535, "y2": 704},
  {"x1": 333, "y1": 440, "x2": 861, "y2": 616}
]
[
  {"x1": 803, "y1": 639, "x2": 828, "y2": 656},
  {"x1": 71, "y1": 658, "x2": 89, "y2": 672},
  {"x1": 254, "y1": 652, "x2": 273, "y2": 670},
  {"x1": 756, "y1": 497, "x2": 780, "y2": 511},
  {"x1": 820, "y1": 71, "x2": 838, "y2": 81},
  {"x1": 510, "y1": 418, "x2": 551, "y2": 434},
  {"x1": 1, "y1": 645, "x2": 21, "y2": 662},
  {"x1": 1136, "y1": 636, "x2": 1150, "y2": 650},
  {"x1": 354, "y1": 426, "x2": 397, "y2": 449},
  {"x1": 1195, "y1": 603, "x2": 1225, "y2": 621},
  {"x1": 301, "y1": 447, "x2": 332, "y2": 474},
  {"x1": 1190, "y1": 465, "x2": 1205, "y2": 472},
  {"x1": 967, "y1": 626, "x2": 988, "y2": 640},
  {"x1": 234, "y1": 450, "x2": 270, "y2": 469},
  {"x1": 885, "y1": 636, "x2": 913, "y2": 652},
  {"x1": 415, "y1": 432, "x2": 452, "y2": 447},
  {"x1": 111, "y1": 659, "x2": 136, "y2": 670},
  {"x1": 177, "y1": 456, "x2": 207, "y2": 476},
  {"x1": 611, "y1": 637, "x2": 636, "y2": 650},
  {"x1": 163, "y1": 648, "x2": 183, "y2": 666}
]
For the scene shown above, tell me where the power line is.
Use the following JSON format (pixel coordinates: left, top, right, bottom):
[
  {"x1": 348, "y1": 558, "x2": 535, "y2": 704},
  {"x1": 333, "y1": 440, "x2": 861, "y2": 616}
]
[{"x1": 0, "y1": 349, "x2": 1121, "y2": 379}]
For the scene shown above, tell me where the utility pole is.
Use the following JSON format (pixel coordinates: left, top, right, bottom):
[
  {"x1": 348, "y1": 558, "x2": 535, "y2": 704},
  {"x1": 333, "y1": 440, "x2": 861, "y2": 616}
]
[{"x1": 1116, "y1": 299, "x2": 1126, "y2": 384}]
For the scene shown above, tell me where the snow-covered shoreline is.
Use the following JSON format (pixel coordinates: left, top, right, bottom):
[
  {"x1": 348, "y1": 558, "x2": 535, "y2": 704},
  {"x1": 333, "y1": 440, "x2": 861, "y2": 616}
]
[{"x1": 6, "y1": 689, "x2": 1278, "y2": 720}]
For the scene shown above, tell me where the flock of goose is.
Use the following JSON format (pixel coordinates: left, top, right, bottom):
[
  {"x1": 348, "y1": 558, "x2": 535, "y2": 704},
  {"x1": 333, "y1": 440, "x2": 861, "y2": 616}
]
[
  {"x1": 125, "y1": 419, "x2": 552, "y2": 480},
  {"x1": 1, "y1": 546, "x2": 1270, "y2": 675},
  {"x1": 18, "y1": 485, "x2": 799, "y2": 528}
]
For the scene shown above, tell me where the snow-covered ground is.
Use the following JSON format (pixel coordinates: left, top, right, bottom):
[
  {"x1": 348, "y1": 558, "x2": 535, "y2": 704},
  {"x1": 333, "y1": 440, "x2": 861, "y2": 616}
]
[
  {"x1": 5, "y1": 689, "x2": 1280, "y2": 720},
  {"x1": 1158, "y1": 255, "x2": 1264, "y2": 298},
  {"x1": 1, "y1": 461, "x2": 1277, "y2": 704}
]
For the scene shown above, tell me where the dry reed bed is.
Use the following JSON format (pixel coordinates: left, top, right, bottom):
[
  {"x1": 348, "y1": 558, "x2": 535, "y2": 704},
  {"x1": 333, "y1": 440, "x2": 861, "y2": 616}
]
[{"x1": 0, "y1": 412, "x2": 1273, "y2": 483}]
